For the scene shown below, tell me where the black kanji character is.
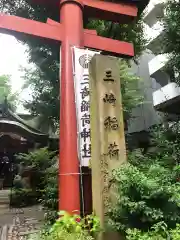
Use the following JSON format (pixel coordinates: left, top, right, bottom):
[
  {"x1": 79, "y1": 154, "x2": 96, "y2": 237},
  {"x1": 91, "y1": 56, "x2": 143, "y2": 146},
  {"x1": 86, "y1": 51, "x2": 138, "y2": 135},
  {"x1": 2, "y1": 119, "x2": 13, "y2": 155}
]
[
  {"x1": 82, "y1": 144, "x2": 91, "y2": 158},
  {"x1": 103, "y1": 69, "x2": 114, "y2": 82},
  {"x1": 82, "y1": 74, "x2": 89, "y2": 81},
  {"x1": 81, "y1": 74, "x2": 89, "y2": 85},
  {"x1": 80, "y1": 86, "x2": 89, "y2": 99},
  {"x1": 81, "y1": 100, "x2": 90, "y2": 112},
  {"x1": 80, "y1": 128, "x2": 91, "y2": 142},
  {"x1": 104, "y1": 116, "x2": 119, "y2": 130},
  {"x1": 103, "y1": 93, "x2": 116, "y2": 106},
  {"x1": 107, "y1": 142, "x2": 119, "y2": 159},
  {"x1": 81, "y1": 113, "x2": 90, "y2": 127}
]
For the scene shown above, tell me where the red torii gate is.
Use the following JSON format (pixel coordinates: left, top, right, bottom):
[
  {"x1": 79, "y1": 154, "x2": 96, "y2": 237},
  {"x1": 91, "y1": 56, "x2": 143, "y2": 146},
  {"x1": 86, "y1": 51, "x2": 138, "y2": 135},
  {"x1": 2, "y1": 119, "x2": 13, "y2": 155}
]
[{"x1": 0, "y1": 0, "x2": 139, "y2": 213}]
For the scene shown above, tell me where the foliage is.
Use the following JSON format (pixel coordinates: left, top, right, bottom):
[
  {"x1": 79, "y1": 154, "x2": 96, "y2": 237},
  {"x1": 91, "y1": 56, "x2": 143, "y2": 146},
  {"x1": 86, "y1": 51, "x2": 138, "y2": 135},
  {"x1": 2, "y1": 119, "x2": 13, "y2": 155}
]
[
  {"x1": 0, "y1": 74, "x2": 18, "y2": 110},
  {"x1": 86, "y1": 16, "x2": 147, "y2": 58},
  {"x1": 20, "y1": 64, "x2": 60, "y2": 128},
  {"x1": 161, "y1": 0, "x2": 180, "y2": 84},
  {"x1": 10, "y1": 188, "x2": 39, "y2": 207},
  {"x1": 119, "y1": 60, "x2": 143, "y2": 116},
  {"x1": 170, "y1": 224, "x2": 180, "y2": 240},
  {"x1": 41, "y1": 166, "x2": 58, "y2": 224},
  {"x1": 126, "y1": 223, "x2": 180, "y2": 240},
  {"x1": 27, "y1": 211, "x2": 100, "y2": 240},
  {"x1": 16, "y1": 147, "x2": 56, "y2": 170},
  {"x1": 14, "y1": 148, "x2": 58, "y2": 210},
  {"x1": 16, "y1": 147, "x2": 56, "y2": 190},
  {"x1": 108, "y1": 124, "x2": 180, "y2": 238},
  {"x1": 0, "y1": 0, "x2": 146, "y2": 123}
]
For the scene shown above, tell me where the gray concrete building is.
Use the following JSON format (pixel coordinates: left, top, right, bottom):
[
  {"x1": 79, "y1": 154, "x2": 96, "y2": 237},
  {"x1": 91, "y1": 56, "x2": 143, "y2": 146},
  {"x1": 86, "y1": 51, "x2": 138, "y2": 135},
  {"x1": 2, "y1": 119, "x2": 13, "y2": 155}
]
[{"x1": 126, "y1": 0, "x2": 180, "y2": 149}]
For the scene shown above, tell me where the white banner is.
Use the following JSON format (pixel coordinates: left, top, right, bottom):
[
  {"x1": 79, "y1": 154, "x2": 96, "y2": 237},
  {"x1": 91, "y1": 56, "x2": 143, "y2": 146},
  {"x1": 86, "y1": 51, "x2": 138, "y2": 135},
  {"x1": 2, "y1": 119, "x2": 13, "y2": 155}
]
[{"x1": 73, "y1": 47, "x2": 99, "y2": 166}]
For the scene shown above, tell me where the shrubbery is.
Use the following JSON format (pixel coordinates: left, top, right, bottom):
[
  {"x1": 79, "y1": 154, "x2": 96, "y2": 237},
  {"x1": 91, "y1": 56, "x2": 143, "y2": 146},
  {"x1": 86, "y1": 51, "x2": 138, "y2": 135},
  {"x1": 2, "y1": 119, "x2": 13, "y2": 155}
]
[
  {"x1": 126, "y1": 223, "x2": 180, "y2": 240},
  {"x1": 108, "y1": 124, "x2": 180, "y2": 239},
  {"x1": 11, "y1": 148, "x2": 58, "y2": 216},
  {"x1": 16, "y1": 147, "x2": 57, "y2": 191},
  {"x1": 41, "y1": 166, "x2": 58, "y2": 224},
  {"x1": 10, "y1": 189, "x2": 39, "y2": 207},
  {"x1": 27, "y1": 211, "x2": 100, "y2": 240}
]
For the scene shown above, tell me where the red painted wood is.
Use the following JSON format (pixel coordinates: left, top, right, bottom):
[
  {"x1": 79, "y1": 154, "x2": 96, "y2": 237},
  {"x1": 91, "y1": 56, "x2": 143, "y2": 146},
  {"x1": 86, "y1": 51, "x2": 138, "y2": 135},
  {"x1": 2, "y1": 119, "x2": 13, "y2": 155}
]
[
  {"x1": 84, "y1": 29, "x2": 97, "y2": 35},
  {"x1": 59, "y1": 0, "x2": 84, "y2": 213},
  {"x1": 0, "y1": 14, "x2": 63, "y2": 41},
  {"x1": 84, "y1": 32, "x2": 134, "y2": 57},
  {"x1": 46, "y1": 18, "x2": 60, "y2": 26},
  {"x1": 83, "y1": 0, "x2": 137, "y2": 22},
  {"x1": 0, "y1": 14, "x2": 133, "y2": 57}
]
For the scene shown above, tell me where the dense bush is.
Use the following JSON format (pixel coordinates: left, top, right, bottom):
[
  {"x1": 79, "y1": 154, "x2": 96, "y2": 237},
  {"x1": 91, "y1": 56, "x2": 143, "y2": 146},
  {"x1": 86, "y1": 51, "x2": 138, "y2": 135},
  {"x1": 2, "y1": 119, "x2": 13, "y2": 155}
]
[
  {"x1": 16, "y1": 147, "x2": 57, "y2": 190},
  {"x1": 108, "y1": 124, "x2": 180, "y2": 239},
  {"x1": 12, "y1": 148, "x2": 58, "y2": 212},
  {"x1": 27, "y1": 211, "x2": 100, "y2": 240},
  {"x1": 10, "y1": 189, "x2": 39, "y2": 207},
  {"x1": 41, "y1": 166, "x2": 58, "y2": 224},
  {"x1": 126, "y1": 223, "x2": 180, "y2": 240}
]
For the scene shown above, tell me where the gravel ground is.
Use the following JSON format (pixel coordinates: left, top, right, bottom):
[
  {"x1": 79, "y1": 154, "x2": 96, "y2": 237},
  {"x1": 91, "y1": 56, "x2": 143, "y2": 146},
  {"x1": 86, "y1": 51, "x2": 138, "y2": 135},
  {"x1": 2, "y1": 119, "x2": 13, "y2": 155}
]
[{"x1": 0, "y1": 206, "x2": 45, "y2": 240}]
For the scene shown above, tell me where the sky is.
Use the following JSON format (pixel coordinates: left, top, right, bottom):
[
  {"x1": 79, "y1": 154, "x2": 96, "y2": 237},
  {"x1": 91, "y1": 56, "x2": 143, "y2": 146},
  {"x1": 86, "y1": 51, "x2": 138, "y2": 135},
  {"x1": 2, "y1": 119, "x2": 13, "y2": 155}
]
[{"x1": 0, "y1": 33, "x2": 31, "y2": 113}]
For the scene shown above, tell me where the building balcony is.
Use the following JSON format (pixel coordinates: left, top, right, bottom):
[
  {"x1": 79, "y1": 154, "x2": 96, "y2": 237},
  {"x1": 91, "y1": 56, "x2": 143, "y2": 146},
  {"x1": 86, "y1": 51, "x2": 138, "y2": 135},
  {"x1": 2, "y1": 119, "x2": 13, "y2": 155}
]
[
  {"x1": 149, "y1": 54, "x2": 169, "y2": 79},
  {"x1": 146, "y1": 22, "x2": 164, "y2": 54},
  {"x1": 143, "y1": 0, "x2": 166, "y2": 27},
  {"x1": 153, "y1": 82, "x2": 180, "y2": 114}
]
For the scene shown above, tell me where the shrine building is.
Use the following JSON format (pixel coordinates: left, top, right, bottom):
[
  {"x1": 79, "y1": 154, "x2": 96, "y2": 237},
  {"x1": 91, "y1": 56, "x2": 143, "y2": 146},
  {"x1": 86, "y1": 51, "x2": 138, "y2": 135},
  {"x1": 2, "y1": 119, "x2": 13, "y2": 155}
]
[{"x1": 0, "y1": 99, "x2": 58, "y2": 188}]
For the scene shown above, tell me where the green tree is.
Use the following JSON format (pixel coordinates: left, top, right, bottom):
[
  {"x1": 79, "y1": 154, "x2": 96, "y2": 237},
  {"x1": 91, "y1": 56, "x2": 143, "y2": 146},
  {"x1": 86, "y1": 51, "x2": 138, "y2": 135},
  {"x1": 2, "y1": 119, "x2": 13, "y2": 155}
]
[
  {"x1": 161, "y1": 0, "x2": 180, "y2": 84},
  {"x1": 13, "y1": 148, "x2": 58, "y2": 213},
  {"x1": 0, "y1": 74, "x2": 18, "y2": 110}
]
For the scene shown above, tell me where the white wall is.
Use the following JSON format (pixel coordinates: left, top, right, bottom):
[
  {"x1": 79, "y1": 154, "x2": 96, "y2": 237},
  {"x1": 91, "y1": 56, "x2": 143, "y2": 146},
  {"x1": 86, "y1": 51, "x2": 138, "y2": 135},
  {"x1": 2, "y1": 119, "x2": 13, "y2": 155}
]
[{"x1": 127, "y1": 51, "x2": 163, "y2": 134}]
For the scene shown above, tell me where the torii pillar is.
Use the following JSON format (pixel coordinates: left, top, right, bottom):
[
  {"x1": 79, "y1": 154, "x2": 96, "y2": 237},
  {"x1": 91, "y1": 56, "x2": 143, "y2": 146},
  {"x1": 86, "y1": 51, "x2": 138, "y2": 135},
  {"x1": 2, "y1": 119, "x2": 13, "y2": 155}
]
[
  {"x1": 59, "y1": 0, "x2": 84, "y2": 213},
  {"x1": 0, "y1": 0, "x2": 143, "y2": 213}
]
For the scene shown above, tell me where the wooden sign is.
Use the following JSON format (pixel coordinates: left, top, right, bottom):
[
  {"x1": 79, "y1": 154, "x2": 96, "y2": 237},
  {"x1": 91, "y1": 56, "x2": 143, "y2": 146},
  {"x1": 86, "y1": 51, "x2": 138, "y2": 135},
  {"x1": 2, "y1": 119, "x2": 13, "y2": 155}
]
[{"x1": 89, "y1": 55, "x2": 126, "y2": 234}]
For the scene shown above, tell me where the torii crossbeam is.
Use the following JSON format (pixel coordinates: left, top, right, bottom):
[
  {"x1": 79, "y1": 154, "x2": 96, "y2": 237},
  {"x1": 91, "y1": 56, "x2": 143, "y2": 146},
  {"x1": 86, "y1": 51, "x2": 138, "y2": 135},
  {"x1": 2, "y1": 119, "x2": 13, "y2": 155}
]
[{"x1": 0, "y1": 0, "x2": 139, "y2": 213}]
